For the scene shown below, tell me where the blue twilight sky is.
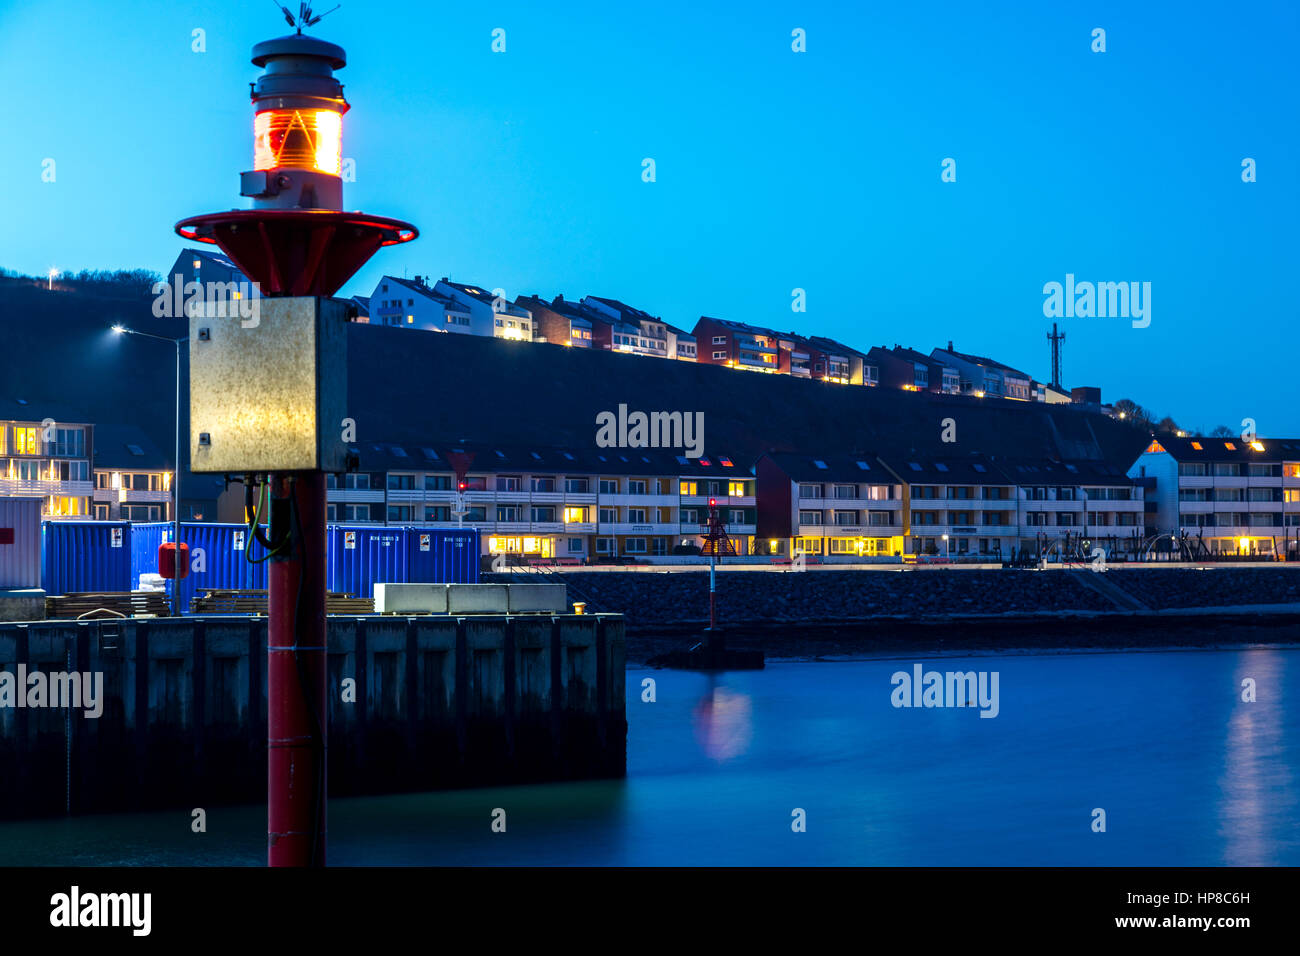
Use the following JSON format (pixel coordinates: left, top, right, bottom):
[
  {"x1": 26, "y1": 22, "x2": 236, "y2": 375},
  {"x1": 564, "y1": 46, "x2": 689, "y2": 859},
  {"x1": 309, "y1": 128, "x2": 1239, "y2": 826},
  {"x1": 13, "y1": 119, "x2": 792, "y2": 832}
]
[{"x1": 1, "y1": 1, "x2": 1296, "y2": 432}]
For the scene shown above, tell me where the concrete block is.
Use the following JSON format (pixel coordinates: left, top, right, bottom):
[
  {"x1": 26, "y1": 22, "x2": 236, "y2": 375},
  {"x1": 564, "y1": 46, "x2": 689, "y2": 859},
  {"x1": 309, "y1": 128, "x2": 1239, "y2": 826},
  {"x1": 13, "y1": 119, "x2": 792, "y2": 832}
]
[
  {"x1": 375, "y1": 583, "x2": 449, "y2": 614},
  {"x1": 447, "y1": 584, "x2": 508, "y2": 614},
  {"x1": 0, "y1": 589, "x2": 46, "y2": 622},
  {"x1": 507, "y1": 583, "x2": 567, "y2": 613}
]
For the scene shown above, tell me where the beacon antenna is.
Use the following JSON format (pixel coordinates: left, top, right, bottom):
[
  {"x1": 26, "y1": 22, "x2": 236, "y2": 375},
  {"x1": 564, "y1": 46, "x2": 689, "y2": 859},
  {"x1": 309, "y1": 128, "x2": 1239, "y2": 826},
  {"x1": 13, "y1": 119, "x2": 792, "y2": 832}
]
[
  {"x1": 270, "y1": 1, "x2": 340, "y2": 33},
  {"x1": 270, "y1": 0, "x2": 296, "y2": 29}
]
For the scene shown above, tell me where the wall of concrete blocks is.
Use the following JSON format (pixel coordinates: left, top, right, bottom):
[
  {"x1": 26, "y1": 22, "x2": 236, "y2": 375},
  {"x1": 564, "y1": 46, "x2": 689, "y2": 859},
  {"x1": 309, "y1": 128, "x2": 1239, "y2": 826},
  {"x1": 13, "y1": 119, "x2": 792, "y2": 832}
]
[{"x1": 0, "y1": 614, "x2": 626, "y2": 819}]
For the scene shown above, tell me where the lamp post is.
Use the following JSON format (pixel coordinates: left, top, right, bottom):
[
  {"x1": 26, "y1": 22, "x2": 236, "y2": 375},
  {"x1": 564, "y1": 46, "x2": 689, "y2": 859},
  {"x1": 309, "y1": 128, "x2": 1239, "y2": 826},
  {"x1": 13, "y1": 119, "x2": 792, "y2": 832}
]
[
  {"x1": 942, "y1": 532, "x2": 949, "y2": 561},
  {"x1": 112, "y1": 325, "x2": 185, "y2": 616}
]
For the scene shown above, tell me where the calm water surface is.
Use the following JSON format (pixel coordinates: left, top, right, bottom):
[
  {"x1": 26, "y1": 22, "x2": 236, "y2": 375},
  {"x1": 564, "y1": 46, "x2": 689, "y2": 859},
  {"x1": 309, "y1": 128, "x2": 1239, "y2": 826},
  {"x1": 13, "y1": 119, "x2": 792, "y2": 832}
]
[{"x1": 1, "y1": 648, "x2": 1295, "y2": 866}]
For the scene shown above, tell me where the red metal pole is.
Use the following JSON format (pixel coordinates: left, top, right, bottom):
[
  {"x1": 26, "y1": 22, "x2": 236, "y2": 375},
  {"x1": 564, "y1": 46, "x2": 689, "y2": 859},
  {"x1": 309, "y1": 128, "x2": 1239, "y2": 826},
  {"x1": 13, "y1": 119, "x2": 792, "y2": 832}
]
[{"x1": 267, "y1": 472, "x2": 328, "y2": 867}]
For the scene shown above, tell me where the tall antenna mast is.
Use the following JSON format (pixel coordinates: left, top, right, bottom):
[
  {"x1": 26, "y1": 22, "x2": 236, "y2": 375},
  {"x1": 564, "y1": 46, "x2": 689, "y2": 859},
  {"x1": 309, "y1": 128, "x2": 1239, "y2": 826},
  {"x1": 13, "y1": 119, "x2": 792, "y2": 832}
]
[{"x1": 1047, "y1": 322, "x2": 1065, "y2": 389}]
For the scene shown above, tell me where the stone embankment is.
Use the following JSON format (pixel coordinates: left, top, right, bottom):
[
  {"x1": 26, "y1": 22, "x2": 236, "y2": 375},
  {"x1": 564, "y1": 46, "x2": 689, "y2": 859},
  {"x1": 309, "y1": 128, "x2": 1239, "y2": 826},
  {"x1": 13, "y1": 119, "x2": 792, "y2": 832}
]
[{"x1": 487, "y1": 568, "x2": 1300, "y2": 661}]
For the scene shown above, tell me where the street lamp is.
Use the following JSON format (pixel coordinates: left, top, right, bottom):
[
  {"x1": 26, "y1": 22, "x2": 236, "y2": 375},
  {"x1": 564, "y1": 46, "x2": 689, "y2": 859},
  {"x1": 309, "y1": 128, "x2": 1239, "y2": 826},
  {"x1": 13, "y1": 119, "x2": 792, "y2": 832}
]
[
  {"x1": 111, "y1": 325, "x2": 186, "y2": 616},
  {"x1": 47, "y1": 268, "x2": 58, "y2": 291},
  {"x1": 942, "y1": 533, "x2": 950, "y2": 561}
]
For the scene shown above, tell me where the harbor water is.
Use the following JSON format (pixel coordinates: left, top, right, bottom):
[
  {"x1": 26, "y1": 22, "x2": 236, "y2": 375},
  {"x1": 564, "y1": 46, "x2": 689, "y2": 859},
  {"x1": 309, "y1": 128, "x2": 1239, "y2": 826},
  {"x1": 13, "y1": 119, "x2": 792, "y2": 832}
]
[{"x1": 0, "y1": 647, "x2": 1295, "y2": 866}]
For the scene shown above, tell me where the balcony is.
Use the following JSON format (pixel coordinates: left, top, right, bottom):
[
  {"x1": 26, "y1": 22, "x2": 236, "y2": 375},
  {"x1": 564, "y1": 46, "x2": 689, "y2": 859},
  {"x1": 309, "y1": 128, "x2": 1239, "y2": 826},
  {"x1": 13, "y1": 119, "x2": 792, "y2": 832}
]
[
  {"x1": 329, "y1": 488, "x2": 385, "y2": 503},
  {"x1": 681, "y1": 494, "x2": 755, "y2": 508},
  {"x1": 734, "y1": 335, "x2": 777, "y2": 354},
  {"x1": 1, "y1": 479, "x2": 93, "y2": 497},
  {"x1": 600, "y1": 522, "x2": 678, "y2": 535},
  {"x1": 599, "y1": 492, "x2": 678, "y2": 507},
  {"x1": 492, "y1": 521, "x2": 565, "y2": 534}
]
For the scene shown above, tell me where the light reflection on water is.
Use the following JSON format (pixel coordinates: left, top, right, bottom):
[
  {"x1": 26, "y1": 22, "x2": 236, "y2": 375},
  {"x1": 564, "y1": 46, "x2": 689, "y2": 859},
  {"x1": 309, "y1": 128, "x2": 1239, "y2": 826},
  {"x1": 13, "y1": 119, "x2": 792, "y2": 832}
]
[{"x1": 0, "y1": 648, "x2": 1294, "y2": 866}]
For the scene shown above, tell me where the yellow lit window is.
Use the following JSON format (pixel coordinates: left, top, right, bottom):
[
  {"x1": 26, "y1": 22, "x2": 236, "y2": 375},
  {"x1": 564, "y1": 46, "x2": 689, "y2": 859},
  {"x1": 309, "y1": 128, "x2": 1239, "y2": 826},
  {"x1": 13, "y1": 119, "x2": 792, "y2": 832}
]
[
  {"x1": 1190, "y1": 441, "x2": 1202, "y2": 450},
  {"x1": 46, "y1": 496, "x2": 85, "y2": 517},
  {"x1": 728, "y1": 481, "x2": 746, "y2": 497},
  {"x1": 14, "y1": 427, "x2": 38, "y2": 455},
  {"x1": 1224, "y1": 442, "x2": 1236, "y2": 450},
  {"x1": 1285, "y1": 464, "x2": 1300, "y2": 478},
  {"x1": 1285, "y1": 490, "x2": 1300, "y2": 504},
  {"x1": 1251, "y1": 441, "x2": 1265, "y2": 452},
  {"x1": 681, "y1": 481, "x2": 697, "y2": 496},
  {"x1": 563, "y1": 507, "x2": 586, "y2": 523}
]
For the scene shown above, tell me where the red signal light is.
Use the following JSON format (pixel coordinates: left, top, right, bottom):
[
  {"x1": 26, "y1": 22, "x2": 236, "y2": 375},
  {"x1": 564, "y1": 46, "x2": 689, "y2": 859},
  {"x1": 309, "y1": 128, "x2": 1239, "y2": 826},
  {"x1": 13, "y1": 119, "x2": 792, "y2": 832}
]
[
  {"x1": 458, "y1": 481, "x2": 467, "y2": 491},
  {"x1": 709, "y1": 498, "x2": 716, "y2": 507}
]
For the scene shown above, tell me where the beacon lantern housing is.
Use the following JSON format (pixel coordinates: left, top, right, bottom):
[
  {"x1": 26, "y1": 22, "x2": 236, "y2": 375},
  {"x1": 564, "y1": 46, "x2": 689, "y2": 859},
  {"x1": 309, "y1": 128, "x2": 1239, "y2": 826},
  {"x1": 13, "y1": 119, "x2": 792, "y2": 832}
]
[
  {"x1": 241, "y1": 35, "x2": 348, "y2": 211},
  {"x1": 177, "y1": 32, "x2": 416, "y2": 475}
]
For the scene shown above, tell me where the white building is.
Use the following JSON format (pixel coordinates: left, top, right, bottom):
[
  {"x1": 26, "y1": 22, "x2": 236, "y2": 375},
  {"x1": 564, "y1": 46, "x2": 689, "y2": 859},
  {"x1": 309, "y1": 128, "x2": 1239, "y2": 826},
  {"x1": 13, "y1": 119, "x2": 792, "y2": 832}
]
[{"x1": 1130, "y1": 435, "x2": 1300, "y2": 556}]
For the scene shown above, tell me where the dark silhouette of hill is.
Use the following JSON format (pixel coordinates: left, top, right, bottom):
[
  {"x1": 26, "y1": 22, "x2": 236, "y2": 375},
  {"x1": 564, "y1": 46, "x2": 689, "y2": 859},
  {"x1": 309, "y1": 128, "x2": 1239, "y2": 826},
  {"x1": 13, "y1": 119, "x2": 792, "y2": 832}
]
[
  {"x1": 0, "y1": 277, "x2": 1150, "y2": 490},
  {"x1": 0, "y1": 276, "x2": 182, "y2": 454},
  {"x1": 347, "y1": 323, "x2": 1150, "y2": 467}
]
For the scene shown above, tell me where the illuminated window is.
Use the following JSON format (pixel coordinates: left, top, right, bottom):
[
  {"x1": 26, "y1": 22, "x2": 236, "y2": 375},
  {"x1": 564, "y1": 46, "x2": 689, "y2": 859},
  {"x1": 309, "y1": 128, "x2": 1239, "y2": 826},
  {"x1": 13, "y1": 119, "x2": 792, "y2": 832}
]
[
  {"x1": 681, "y1": 481, "x2": 698, "y2": 496},
  {"x1": 719, "y1": 457, "x2": 734, "y2": 467},
  {"x1": 13, "y1": 427, "x2": 38, "y2": 455},
  {"x1": 1224, "y1": 442, "x2": 1236, "y2": 450},
  {"x1": 728, "y1": 481, "x2": 746, "y2": 497},
  {"x1": 1190, "y1": 441, "x2": 1202, "y2": 450},
  {"x1": 1251, "y1": 441, "x2": 1266, "y2": 452},
  {"x1": 46, "y1": 496, "x2": 85, "y2": 517}
]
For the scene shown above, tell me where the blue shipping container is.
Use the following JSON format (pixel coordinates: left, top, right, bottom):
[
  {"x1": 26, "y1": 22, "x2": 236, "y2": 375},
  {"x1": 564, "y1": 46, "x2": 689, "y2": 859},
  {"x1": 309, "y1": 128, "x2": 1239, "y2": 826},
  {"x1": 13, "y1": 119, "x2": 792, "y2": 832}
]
[
  {"x1": 407, "y1": 527, "x2": 479, "y2": 585},
  {"x1": 42, "y1": 521, "x2": 133, "y2": 595},
  {"x1": 42, "y1": 521, "x2": 478, "y2": 607},
  {"x1": 177, "y1": 523, "x2": 268, "y2": 614},
  {"x1": 326, "y1": 525, "x2": 408, "y2": 598},
  {"x1": 130, "y1": 521, "x2": 171, "y2": 591}
]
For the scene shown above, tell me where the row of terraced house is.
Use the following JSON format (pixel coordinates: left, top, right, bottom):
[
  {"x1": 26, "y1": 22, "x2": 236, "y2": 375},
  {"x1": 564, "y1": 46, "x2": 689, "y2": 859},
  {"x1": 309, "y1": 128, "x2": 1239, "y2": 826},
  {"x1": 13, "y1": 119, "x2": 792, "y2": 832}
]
[
  {"x1": 7, "y1": 405, "x2": 1300, "y2": 560},
  {"x1": 173, "y1": 250, "x2": 1106, "y2": 412}
]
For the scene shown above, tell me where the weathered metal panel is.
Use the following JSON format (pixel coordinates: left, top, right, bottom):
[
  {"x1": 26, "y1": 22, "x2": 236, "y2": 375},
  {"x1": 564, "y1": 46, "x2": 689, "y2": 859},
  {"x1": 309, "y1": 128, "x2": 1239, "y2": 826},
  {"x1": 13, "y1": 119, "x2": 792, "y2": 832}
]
[
  {"x1": 189, "y1": 296, "x2": 349, "y2": 473},
  {"x1": 0, "y1": 498, "x2": 43, "y2": 589}
]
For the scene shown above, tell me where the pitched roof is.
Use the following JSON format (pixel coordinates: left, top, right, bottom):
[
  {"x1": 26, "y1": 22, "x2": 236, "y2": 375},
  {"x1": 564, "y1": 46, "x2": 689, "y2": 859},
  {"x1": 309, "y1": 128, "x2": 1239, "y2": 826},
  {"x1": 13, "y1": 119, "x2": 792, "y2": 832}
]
[
  {"x1": 180, "y1": 247, "x2": 240, "y2": 272},
  {"x1": 805, "y1": 335, "x2": 868, "y2": 359},
  {"x1": 879, "y1": 454, "x2": 1013, "y2": 484},
  {"x1": 92, "y1": 423, "x2": 169, "y2": 469},
  {"x1": 762, "y1": 452, "x2": 889, "y2": 483},
  {"x1": 938, "y1": 346, "x2": 1031, "y2": 380},
  {"x1": 1142, "y1": 435, "x2": 1300, "y2": 463},
  {"x1": 352, "y1": 441, "x2": 752, "y2": 477},
  {"x1": 584, "y1": 296, "x2": 661, "y2": 324}
]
